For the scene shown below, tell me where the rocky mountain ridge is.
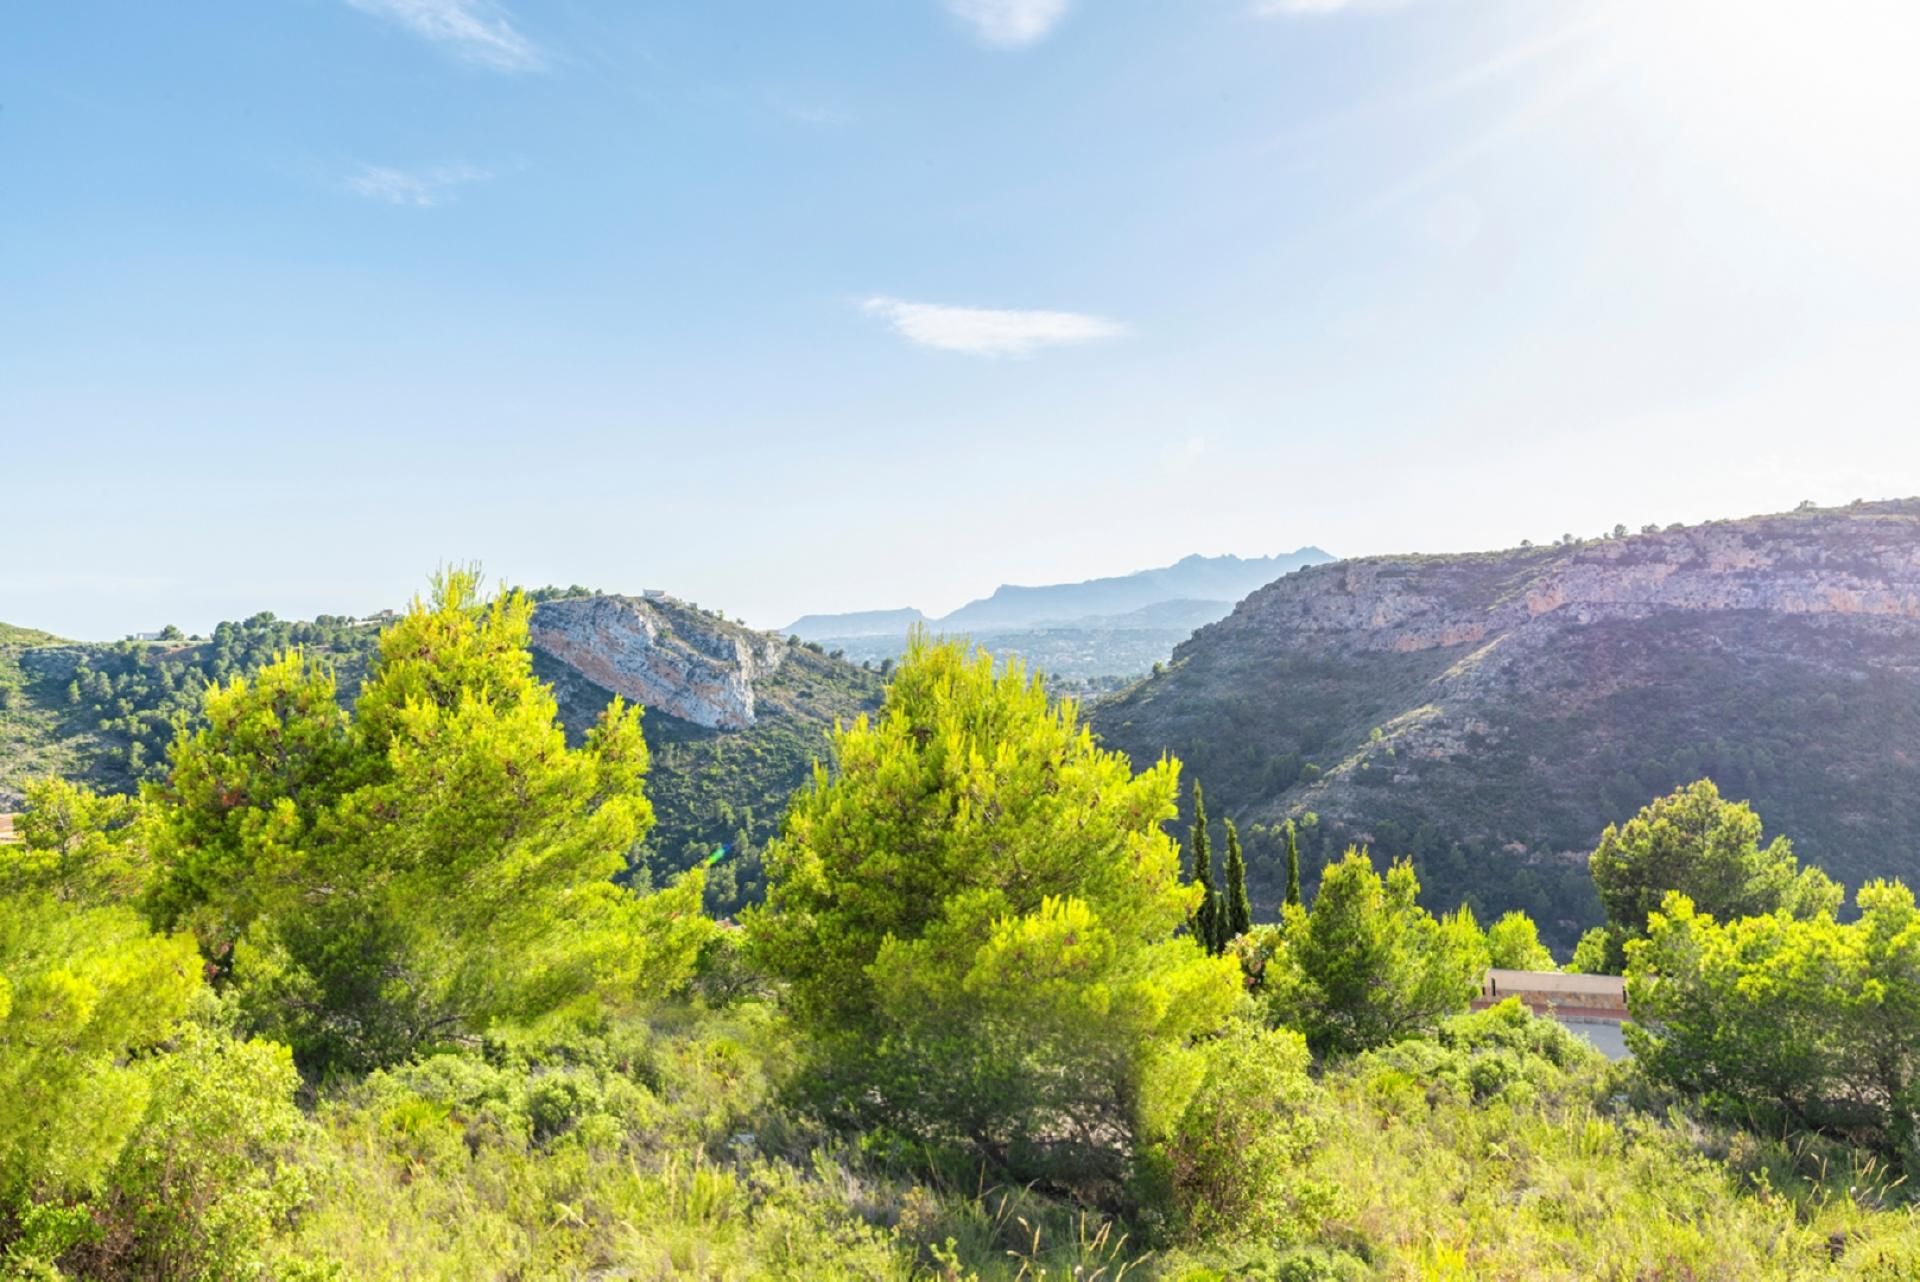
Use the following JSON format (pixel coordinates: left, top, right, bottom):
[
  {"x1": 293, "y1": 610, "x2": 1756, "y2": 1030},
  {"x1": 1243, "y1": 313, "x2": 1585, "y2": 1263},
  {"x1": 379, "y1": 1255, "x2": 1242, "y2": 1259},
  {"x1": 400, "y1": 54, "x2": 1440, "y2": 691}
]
[
  {"x1": 786, "y1": 548, "x2": 1334, "y2": 639},
  {"x1": 1091, "y1": 500, "x2": 1920, "y2": 942},
  {"x1": 1251, "y1": 516, "x2": 1920, "y2": 657}
]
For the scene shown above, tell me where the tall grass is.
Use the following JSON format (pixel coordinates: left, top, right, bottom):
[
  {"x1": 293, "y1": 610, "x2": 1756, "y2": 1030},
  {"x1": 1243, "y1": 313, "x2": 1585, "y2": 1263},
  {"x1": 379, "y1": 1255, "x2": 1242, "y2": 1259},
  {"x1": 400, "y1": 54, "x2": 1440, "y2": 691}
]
[{"x1": 269, "y1": 1000, "x2": 1920, "y2": 1280}]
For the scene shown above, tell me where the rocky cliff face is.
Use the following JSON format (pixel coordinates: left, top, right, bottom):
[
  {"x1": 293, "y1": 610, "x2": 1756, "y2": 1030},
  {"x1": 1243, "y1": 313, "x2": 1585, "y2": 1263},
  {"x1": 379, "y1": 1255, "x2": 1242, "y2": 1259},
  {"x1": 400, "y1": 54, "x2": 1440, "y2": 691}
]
[
  {"x1": 528, "y1": 594, "x2": 882, "y2": 913},
  {"x1": 1092, "y1": 501, "x2": 1920, "y2": 945},
  {"x1": 530, "y1": 595, "x2": 787, "y2": 731},
  {"x1": 1223, "y1": 509, "x2": 1920, "y2": 657}
]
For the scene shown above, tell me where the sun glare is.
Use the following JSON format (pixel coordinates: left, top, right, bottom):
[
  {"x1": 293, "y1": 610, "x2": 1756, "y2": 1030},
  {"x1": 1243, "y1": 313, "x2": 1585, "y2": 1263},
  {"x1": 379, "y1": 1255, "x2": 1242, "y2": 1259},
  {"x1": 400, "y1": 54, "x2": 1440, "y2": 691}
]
[
  {"x1": 1611, "y1": 0, "x2": 1920, "y2": 154},
  {"x1": 1590, "y1": 0, "x2": 1920, "y2": 259}
]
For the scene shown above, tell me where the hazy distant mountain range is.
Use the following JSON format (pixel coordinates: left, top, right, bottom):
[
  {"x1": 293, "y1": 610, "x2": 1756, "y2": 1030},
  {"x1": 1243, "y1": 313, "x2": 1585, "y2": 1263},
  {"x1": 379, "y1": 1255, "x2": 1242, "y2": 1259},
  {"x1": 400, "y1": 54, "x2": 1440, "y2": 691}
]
[
  {"x1": 784, "y1": 548, "x2": 1335, "y2": 681},
  {"x1": 782, "y1": 606, "x2": 930, "y2": 638}
]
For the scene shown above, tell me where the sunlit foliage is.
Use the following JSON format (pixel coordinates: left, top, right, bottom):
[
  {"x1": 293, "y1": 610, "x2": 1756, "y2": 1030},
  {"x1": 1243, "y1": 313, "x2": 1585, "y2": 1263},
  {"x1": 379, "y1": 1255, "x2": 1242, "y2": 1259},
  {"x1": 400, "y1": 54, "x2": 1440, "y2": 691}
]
[
  {"x1": 749, "y1": 633, "x2": 1241, "y2": 1193},
  {"x1": 144, "y1": 570, "x2": 712, "y2": 1074}
]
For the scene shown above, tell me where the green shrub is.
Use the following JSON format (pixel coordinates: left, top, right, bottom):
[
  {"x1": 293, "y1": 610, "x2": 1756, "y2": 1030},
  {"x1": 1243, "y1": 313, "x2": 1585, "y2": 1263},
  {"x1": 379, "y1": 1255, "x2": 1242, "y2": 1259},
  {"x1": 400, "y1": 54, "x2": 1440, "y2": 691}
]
[
  {"x1": 1356, "y1": 999, "x2": 1600, "y2": 1111},
  {"x1": 69, "y1": 1022, "x2": 312, "y2": 1281},
  {"x1": 0, "y1": 897, "x2": 199, "y2": 1213},
  {"x1": 1263, "y1": 850, "x2": 1487, "y2": 1054},
  {"x1": 1627, "y1": 880, "x2": 1920, "y2": 1164},
  {"x1": 1144, "y1": 1023, "x2": 1331, "y2": 1244}
]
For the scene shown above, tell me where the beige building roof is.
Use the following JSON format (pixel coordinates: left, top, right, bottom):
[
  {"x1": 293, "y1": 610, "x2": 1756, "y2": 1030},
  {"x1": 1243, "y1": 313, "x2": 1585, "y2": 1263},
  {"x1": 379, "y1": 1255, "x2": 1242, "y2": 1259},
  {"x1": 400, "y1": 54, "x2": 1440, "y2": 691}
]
[{"x1": 1482, "y1": 968, "x2": 1625, "y2": 1000}]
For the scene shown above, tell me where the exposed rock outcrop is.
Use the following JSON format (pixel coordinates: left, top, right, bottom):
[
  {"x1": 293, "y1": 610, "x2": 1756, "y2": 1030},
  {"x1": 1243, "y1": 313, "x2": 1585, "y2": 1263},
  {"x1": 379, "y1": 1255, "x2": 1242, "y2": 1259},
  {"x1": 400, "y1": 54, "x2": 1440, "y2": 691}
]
[
  {"x1": 530, "y1": 595, "x2": 786, "y2": 731},
  {"x1": 1217, "y1": 509, "x2": 1920, "y2": 658}
]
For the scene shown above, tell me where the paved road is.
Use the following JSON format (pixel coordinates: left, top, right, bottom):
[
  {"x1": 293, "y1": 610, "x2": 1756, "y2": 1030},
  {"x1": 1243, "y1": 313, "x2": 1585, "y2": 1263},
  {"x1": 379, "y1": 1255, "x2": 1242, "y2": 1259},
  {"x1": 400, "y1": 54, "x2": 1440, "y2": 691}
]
[{"x1": 1559, "y1": 1017, "x2": 1630, "y2": 1061}]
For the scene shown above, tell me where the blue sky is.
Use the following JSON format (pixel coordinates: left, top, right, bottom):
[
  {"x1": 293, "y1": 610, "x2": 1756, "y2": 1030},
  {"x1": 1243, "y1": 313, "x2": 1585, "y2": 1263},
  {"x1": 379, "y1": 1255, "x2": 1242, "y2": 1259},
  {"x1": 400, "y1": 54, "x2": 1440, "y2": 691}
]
[{"x1": 5, "y1": 0, "x2": 1918, "y2": 638}]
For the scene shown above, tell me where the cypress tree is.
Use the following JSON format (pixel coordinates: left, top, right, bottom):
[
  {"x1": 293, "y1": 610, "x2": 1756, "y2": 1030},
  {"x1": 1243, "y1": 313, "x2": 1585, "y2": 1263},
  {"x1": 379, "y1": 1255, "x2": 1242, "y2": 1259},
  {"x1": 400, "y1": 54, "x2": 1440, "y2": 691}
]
[
  {"x1": 1223, "y1": 817, "x2": 1252, "y2": 939},
  {"x1": 1191, "y1": 783, "x2": 1218, "y2": 952},
  {"x1": 1284, "y1": 819, "x2": 1303, "y2": 910}
]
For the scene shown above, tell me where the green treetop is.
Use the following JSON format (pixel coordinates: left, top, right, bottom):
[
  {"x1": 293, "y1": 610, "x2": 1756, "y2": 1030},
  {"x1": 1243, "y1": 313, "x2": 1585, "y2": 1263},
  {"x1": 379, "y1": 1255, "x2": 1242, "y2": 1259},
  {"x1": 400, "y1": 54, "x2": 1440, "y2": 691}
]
[
  {"x1": 1265, "y1": 849, "x2": 1488, "y2": 1055},
  {"x1": 1283, "y1": 819, "x2": 1303, "y2": 910},
  {"x1": 143, "y1": 569, "x2": 712, "y2": 1074},
  {"x1": 1191, "y1": 782, "x2": 1220, "y2": 953},
  {"x1": 1223, "y1": 817, "x2": 1252, "y2": 941},
  {"x1": 747, "y1": 634, "x2": 1241, "y2": 1190},
  {"x1": 8, "y1": 777, "x2": 148, "y2": 907},
  {"x1": 1485, "y1": 910, "x2": 1556, "y2": 971},
  {"x1": 1584, "y1": 779, "x2": 1841, "y2": 973}
]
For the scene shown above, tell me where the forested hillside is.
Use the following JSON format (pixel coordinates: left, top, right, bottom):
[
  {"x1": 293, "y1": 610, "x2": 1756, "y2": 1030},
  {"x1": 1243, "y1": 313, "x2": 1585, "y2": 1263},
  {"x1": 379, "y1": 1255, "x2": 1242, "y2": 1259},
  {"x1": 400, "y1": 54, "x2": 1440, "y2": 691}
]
[
  {"x1": 0, "y1": 614, "x2": 384, "y2": 802},
  {"x1": 1092, "y1": 500, "x2": 1920, "y2": 946},
  {"x1": 0, "y1": 593, "x2": 881, "y2": 914}
]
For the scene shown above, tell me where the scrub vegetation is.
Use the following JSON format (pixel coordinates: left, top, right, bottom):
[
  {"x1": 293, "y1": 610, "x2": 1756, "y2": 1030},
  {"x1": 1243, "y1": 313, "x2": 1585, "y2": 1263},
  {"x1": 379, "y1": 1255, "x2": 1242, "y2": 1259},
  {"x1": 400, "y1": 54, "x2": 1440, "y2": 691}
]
[{"x1": 3, "y1": 581, "x2": 1918, "y2": 1280}]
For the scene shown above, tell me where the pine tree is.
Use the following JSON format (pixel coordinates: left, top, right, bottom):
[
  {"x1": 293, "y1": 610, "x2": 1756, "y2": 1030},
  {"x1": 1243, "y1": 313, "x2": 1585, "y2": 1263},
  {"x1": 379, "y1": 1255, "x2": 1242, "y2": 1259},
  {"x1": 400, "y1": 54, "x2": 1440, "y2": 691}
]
[
  {"x1": 1223, "y1": 818, "x2": 1252, "y2": 939},
  {"x1": 1191, "y1": 783, "x2": 1218, "y2": 952},
  {"x1": 1284, "y1": 819, "x2": 1303, "y2": 910},
  {"x1": 146, "y1": 571, "x2": 714, "y2": 1075},
  {"x1": 750, "y1": 635, "x2": 1242, "y2": 1181}
]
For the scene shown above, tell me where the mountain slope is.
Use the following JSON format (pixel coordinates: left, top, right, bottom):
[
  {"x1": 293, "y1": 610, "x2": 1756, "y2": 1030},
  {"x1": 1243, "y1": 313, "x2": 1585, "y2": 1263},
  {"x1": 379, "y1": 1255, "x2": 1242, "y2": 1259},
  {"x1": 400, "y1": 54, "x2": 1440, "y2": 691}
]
[
  {"x1": 1090, "y1": 501, "x2": 1920, "y2": 945},
  {"x1": 0, "y1": 622, "x2": 68, "y2": 647},
  {"x1": 0, "y1": 615, "x2": 386, "y2": 807},
  {"x1": 807, "y1": 603, "x2": 1252, "y2": 695}
]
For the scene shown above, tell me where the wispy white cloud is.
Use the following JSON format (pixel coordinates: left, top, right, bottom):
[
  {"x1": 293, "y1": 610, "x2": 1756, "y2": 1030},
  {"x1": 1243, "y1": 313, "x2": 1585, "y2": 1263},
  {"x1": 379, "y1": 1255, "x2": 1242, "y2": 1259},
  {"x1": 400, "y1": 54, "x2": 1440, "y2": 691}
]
[
  {"x1": 943, "y1": 0, "x2": 1071, "y2": 48},
  {"x1": 344, "y1": 0, "x2": 544, "y2": 71},
  {"x1": 862, "y1": 297, "x2": 1128, "y2": 357},
  {"x1": 346, "y1": 163, "x2": 494, "y2": 207}
]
